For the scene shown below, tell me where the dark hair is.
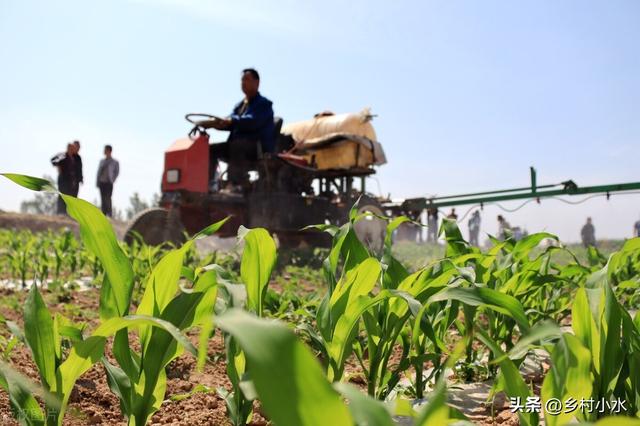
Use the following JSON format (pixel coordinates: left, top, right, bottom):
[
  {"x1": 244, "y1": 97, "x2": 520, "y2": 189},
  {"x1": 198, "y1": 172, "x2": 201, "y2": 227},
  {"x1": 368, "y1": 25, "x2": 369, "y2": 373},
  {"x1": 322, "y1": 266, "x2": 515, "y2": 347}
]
[
  {"x1": 242, "y1": 68, "x2": 260, "y2": 81},
  {"x1": 73, "y1": 140, "x2": 80, "y2": 146},
  {"x1": 105, "y1": 145, "x2": 113, "y2": 152}
]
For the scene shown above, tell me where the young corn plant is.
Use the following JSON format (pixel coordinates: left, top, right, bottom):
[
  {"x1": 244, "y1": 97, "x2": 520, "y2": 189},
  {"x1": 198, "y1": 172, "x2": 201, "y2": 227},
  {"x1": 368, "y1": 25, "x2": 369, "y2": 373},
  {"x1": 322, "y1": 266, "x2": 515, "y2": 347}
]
[
  {"x1": 5, "y1": 231, "x2": 35, "y2": 288},
  {"x1": 0, "y1": 282, "x2": 85, "y2": 425},
  {"x1": 1, "y1": 174, "x2": 221, "y2": 426},
  {"x1": 208, "y1": 226, "x2": 277, "y2": 426},
  {"x1": 0, "y1": 358, "x2": 62, "y2": 426},
  {"x1": 438, "y1": 219, "x2": 569, "y2": 380},
  {"x1": 216, "y1": 308, "x2": 472, "y2": 426},
  {"x1": 542, "y1": 243, "x2": 640, "y2": 424}
]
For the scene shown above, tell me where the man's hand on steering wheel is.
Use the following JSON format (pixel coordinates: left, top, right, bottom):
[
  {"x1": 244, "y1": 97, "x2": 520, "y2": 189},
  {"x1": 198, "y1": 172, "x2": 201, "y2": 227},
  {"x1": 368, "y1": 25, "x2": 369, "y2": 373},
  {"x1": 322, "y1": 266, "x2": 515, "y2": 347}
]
[
  {"x1": 185, "y1": 113, "x2": 232, "y2": 131},
  {"x1": 212, "y1": 118, "x2": 233, "y2": 130}
]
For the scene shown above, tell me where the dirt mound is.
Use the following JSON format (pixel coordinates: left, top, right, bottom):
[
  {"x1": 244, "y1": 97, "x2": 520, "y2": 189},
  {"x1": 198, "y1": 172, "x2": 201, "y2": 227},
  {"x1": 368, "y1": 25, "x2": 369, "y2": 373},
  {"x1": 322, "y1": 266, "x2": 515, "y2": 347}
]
[{"x1": 0, "y1": 212, "x2": 128, "y2": 239}]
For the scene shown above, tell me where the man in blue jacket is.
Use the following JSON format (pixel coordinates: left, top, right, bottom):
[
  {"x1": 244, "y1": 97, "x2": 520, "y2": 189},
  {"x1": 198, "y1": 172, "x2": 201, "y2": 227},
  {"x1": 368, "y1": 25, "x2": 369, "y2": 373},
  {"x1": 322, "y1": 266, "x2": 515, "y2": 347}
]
[{"x1": 210, "y1": 68, "x2": 275, "y2": 187}]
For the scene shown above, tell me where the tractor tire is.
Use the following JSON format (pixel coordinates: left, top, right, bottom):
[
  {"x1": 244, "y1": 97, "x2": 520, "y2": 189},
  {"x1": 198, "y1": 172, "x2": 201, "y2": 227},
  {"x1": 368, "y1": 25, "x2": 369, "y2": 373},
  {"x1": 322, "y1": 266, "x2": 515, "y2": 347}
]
[
  {"x1": 353, "y1": 196, "x2": 386, "y2": 254},
  {"x1": 123, "y1": 207, "x2": 186, "y2": 247}
]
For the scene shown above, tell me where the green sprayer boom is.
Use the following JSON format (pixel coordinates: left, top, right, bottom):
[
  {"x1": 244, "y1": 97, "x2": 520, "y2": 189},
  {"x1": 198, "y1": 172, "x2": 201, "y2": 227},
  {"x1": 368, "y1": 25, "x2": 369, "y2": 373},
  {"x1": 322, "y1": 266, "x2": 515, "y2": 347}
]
[{"x1": 390, "y1": 167, "x2": 640, "y2": 213}]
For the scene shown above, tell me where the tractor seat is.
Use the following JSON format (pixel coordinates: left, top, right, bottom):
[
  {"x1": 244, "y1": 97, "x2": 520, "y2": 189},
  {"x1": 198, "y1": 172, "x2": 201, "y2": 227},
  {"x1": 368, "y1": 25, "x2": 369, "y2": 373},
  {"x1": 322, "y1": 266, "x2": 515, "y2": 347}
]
[{"x1": 248, "y1": 116, "x2": 284, "y2": 163}]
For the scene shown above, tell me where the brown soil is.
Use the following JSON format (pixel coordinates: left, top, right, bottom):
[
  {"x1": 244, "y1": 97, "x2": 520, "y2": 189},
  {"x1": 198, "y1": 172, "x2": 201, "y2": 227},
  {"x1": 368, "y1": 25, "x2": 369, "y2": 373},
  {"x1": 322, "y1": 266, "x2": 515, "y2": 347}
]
[
  {"x1": 0, "y1": 288, "x2": 260, "y2": 426},
  {"x1": 0, "y1": 212, "x2": 128, "y2": 239},
  {"x1": 0, "y1": 212, "x2": 79, "y2": 234},
  {"x1": 0, "y1": 285, "x2": 529, "y2": 426}
]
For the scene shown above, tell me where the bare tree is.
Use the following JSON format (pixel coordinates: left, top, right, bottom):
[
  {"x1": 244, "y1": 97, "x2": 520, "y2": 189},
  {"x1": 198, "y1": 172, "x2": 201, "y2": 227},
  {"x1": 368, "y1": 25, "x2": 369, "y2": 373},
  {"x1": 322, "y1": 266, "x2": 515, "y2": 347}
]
[
  {"x1": 20, "y1": 175, "x2": 57, "y2": 215},
  {"x1": 125, "y1": 192, "x2": 159, "y2": 220}
]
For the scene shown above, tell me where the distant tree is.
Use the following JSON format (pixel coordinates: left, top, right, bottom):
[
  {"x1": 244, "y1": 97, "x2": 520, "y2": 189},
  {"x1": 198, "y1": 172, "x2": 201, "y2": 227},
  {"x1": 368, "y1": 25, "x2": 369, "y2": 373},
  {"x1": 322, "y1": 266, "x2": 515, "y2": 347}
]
[
  {"x1": 112, "y1": 206, "x2": 125, "y2": 221},
  {"x1": 125, "y1": 192, "x2": 149, "y2": 220},
  {"x1": 20, "y1": 175, "x2": 57, "y2": 215}
]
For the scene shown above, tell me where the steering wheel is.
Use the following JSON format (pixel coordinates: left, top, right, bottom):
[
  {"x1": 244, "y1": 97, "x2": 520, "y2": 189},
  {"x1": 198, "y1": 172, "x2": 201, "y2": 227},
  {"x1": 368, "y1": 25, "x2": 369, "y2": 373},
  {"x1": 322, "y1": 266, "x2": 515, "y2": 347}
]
[{"x1": 185, "y1": 113, "x2": 224, "y2": 124}]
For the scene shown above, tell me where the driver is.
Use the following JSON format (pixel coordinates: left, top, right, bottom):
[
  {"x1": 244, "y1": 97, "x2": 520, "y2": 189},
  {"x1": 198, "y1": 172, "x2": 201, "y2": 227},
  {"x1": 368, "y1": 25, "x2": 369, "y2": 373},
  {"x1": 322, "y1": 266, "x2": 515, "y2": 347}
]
[{"x1": 210, "y1": 68, "x2": 275, "y2": 188}]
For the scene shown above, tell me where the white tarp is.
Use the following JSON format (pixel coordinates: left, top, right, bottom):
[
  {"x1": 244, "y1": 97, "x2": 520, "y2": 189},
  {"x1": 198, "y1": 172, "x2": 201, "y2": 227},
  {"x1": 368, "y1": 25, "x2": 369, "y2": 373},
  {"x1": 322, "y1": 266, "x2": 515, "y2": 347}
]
[{"x1": 282, "y1": 108, "x2": 386, "y2": 169}]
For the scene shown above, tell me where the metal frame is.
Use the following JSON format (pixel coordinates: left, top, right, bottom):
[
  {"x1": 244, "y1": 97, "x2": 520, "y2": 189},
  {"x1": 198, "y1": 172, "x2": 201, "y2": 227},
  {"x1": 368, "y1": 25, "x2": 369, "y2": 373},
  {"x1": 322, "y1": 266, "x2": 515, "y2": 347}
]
[{"x1": 394, "y1": 167, "x2": 640, "y2": 211}]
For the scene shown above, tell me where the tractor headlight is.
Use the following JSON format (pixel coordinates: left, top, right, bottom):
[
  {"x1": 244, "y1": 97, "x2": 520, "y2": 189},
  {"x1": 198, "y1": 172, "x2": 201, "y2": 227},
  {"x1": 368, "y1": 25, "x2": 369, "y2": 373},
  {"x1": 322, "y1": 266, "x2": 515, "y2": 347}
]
[{"x1": 166, "y1": 169, "x2": 180, "y2": 183}]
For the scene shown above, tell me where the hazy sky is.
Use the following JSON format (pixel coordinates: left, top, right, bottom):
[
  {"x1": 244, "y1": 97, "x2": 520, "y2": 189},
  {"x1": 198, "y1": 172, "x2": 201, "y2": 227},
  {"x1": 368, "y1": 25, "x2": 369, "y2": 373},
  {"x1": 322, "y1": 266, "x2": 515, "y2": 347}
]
[{"x1": 1, "y1": 0, "x2": 638, "y2": 242}]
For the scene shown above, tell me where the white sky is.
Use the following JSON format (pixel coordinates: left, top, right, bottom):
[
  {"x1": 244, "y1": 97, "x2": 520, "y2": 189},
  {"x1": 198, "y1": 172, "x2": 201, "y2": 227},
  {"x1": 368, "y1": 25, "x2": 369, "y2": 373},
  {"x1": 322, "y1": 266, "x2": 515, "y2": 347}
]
[{"x1": 1, "y1": 0, "x2": 638, "y2": 243}]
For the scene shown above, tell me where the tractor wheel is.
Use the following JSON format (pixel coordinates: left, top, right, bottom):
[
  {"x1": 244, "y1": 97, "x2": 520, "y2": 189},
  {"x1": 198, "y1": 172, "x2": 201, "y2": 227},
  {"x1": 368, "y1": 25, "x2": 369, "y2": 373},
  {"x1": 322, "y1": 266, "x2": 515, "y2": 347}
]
[
  {"x1": 353, "y1": 197, "x2": 386, "y2": 253},
  {"x1": 123, "y1": 207, "x2": 186, "y2": 247},
  {"x1": 274, "y1": 230, "x2": 331, "y2": 249}
]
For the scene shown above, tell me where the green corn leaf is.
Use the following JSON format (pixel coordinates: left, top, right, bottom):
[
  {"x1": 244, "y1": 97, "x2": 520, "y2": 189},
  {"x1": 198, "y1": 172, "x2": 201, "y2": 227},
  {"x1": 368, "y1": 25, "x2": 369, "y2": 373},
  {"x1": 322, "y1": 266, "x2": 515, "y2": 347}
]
[
  {"x1": 327, "y1": 289, "x2": 421, "y2": 381},
  {"x1": 57, "y1": 315, "x2": 196, "y2": 425},
  {"x1": 194, "y1": 217, "x2": 230, "y2": 239},
  {"x1": 492, "y1": 321, "x2": 561, "y2": 363},
  {"x1": 382, "y1": 256, "x2": 409, "y2": 290},
  {"x1": 381, "y1": 217, "x2": 410, "y2": 289},
  {"x1": 428, "y1": 286, "x2": 530, "y2": 332},
  {"x1": 102, "y1": 358, "x2": 133, "y2": 417},
  {"x1": 191, "y1": 270, "x2": 219, "y2": 325},
  {"x1": 238, "y1": 227, "x2": 277, "y2": 317},
  {"x1": 57, "y1": 194, "x2": 135, "y2": 320},
  {"x1": 541, "y1": 334, "x2": 593, "y2": 426},
  {"x1": 319, "y1": 221, "x2": 370, "y2": 290},
  {"x1": 135, "y1": 290, "x2": 217, "y2": 426},
  {"x1": 476, "y1": 328, "x2": 538, "y2": 426},
  {"x1": 414, "y1": 378, "x2": 449, "y2": 426},
  {"x1": 439, "y1": 218, "x2": 470, "y2": 257},
  {"x1": 136, "y1": 241, "x2": 196, "y2": 355},
  {"x1": 318, "y1": 256, "x2": 381, "y2": 344},
  {"x1": 0, "y1": 359, "x2": 59, "y2": 425},
  {"x1": 592, "y1": 418, "x2": 640, "y2": 426},
  {"x1": 598, "y1": 284, "x2": 624, "y2": 398},
  {"x1": 23, "y1": 284, "x2": 57, "y2": 392},
  {"x1": 329, "y1": 258, "x2": 381, "y2": 325},
  {"x1": 1, "y1": 173, "x2": 55, "y2": 191},
  {"x1": 572, "y1": 288, "x2": 599, "y2": 359},
  {"x1": 216, "y1": 309, "x2": 353, "y2": 426},
  {"x1": 333, "y1": 382, "x2": 394, "y2": 426},
  {"x1": 137, "y1": 242, "x2": 193, "y2": 318},
  {"x1": 511, "y1": 232, "x2": 558, "y2": 261},
  {"x1": 414, "y1": 337, "x2": 469, "y2": 425},
  {"x1": 583, "y1": 266, "x2": 625, "y2": 397}
]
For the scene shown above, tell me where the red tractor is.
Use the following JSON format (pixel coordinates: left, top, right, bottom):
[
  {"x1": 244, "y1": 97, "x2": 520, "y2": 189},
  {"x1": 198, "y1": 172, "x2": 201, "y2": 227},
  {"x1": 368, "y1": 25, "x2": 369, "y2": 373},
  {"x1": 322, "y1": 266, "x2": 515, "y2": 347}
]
[{"x1": 124, "y1": 109, "x2": 389, "y2": 248}]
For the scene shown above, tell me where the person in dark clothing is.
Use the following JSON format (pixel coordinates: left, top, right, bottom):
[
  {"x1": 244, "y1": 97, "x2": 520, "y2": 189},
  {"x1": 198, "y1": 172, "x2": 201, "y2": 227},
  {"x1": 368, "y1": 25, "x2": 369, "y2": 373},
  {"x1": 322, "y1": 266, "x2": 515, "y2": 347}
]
[
  {"x1": 71, "y1": 140, "x2": 83, "y2": 196},
  {"x1": 581, "y1": 217, "x2": 596, "y2": 247},
  {"x1": 209, "y1": 68, "x2": 275, "y2": 187},
  {"x1": 51, "y1": 143, "x2": 79, "y2": 215}
]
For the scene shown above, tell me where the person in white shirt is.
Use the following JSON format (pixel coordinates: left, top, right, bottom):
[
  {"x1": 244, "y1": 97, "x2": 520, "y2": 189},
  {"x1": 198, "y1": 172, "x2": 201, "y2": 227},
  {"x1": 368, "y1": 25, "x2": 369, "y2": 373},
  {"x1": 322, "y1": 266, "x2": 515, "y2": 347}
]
[
  {"x1": 96, "y1": 145, "x2": 120, "y2": 217},
  {"x1": 468, "y1": 210, "x2": 481, "y2": 246}
]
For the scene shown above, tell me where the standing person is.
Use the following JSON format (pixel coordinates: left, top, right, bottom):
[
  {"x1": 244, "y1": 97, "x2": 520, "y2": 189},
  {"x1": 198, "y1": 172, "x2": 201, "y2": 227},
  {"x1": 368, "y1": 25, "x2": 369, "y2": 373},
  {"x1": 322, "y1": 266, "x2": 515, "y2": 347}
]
[
  {"x1": 497, "y1": 215, "x2": 512, "y2": 240},
  {"x1": 72, "y1": 140, "x2": 83, "y2": 196},
  {"x1": 581, "y1": 217, "x2": 596, "y2": 247},
  {"x1": 468, "y1": 210, "x2": 481, "y2": 246},
  {"x1": 51, "y1": 143, "x2": 79, "y2": 215},
  {"x1": 96, "y1": 145, "x2": 120, "y2": 217},
  {"x1": 634, "y1": 217, "x2": 640, "y2": 238},
  {"x1": 426, "y1": 208, "x2": 438, "y2": 243},
  {"x1": 446, "y1": 208, "x2": 458, "y2": 221}
]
